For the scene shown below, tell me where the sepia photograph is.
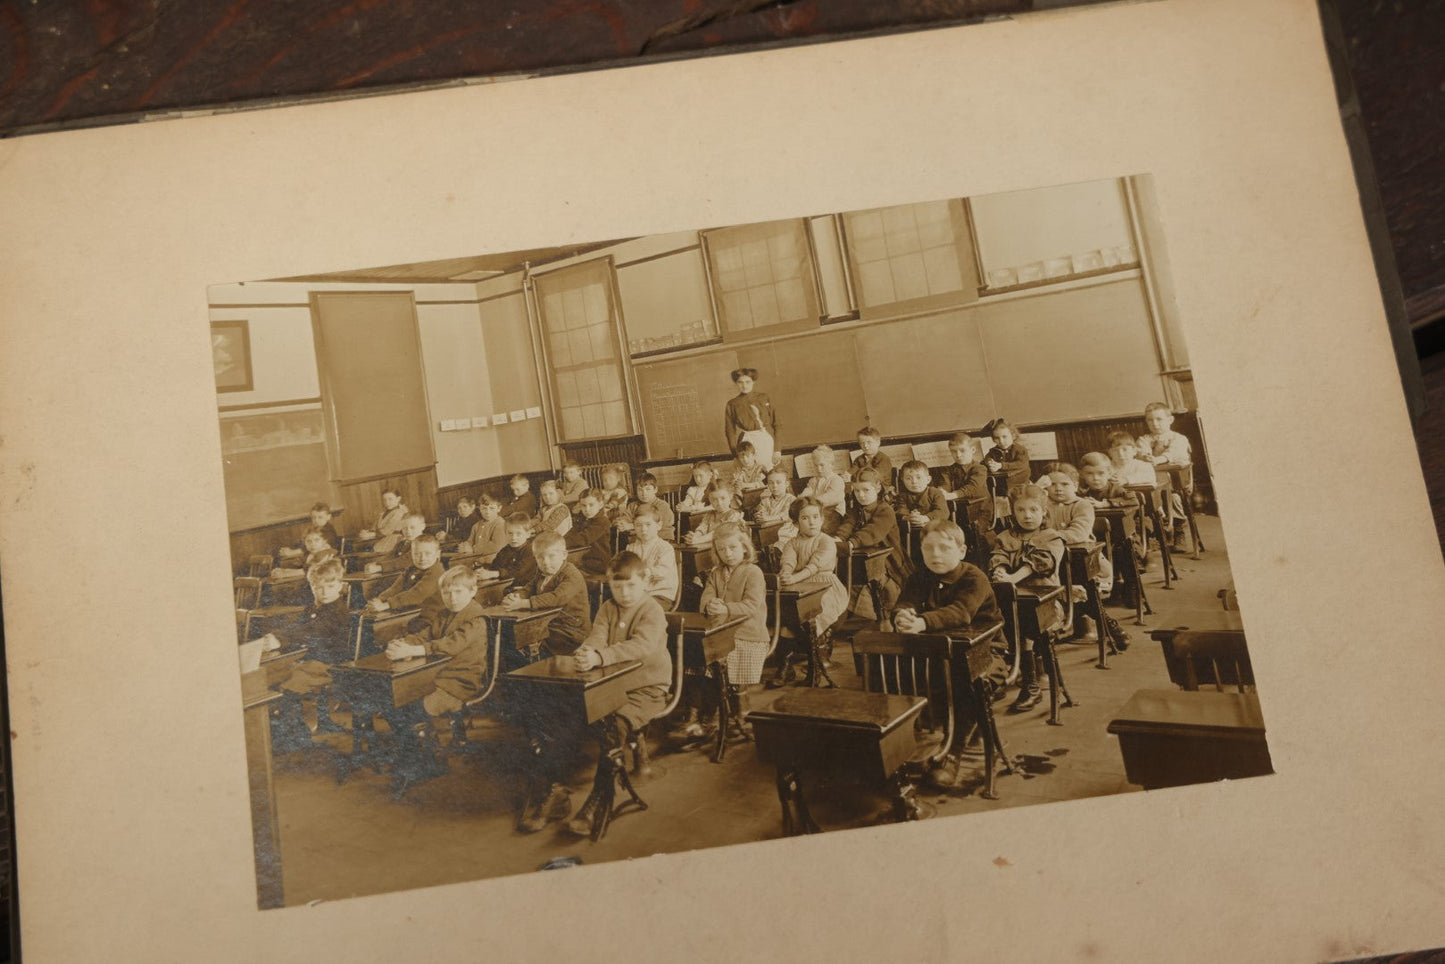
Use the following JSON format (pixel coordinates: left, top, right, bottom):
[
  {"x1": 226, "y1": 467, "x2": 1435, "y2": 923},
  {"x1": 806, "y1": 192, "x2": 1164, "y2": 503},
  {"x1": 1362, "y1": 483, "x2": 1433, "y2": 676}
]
[{"x1": 218, "y1": 175, "x2": 1265, "y2": 909}]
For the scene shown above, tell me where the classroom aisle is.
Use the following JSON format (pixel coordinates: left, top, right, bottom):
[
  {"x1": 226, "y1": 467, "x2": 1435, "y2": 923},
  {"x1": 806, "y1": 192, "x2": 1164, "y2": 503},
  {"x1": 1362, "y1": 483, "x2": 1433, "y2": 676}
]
[{"x1": 270, "y1": 514, "x2": 1253, "y2": 906}]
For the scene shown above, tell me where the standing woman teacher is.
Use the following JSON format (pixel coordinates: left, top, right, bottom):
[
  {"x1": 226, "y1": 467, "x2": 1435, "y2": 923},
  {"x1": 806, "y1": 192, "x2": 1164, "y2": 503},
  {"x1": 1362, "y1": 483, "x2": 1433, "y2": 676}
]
[{"x1": 724, "y1": 368, "x2": 780, "y2": 467}]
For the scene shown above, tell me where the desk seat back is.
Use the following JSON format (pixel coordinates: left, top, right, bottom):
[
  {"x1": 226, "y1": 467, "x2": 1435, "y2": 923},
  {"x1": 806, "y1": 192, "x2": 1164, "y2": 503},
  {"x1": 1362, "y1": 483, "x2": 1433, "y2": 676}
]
[
  {"x1": 1154, "y1": 629, "x2": 1255, "y2": 693},
  {"x1": 851, "y1": 632, "x2": 954, "y2": 742},
  {"x1": 350, "y1": 607, "x2": 421, "y2": 660},
  {"x1": 234, "y1": 576, "x2": 263, "y2": 610}
]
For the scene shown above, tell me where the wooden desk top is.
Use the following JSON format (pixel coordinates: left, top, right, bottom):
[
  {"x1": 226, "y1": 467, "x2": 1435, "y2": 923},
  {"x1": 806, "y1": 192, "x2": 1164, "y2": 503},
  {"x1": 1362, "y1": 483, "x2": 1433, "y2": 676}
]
[
  {"x1": 840, "y1": 544, "x2": 894, "y2": 560},
  {"x1": 476, "y1": 605, "x2": 561, "y2": 624},
  {"x1": 668, "y1": 612, "x2": 746, "y2": 636},
  {"x1": 752, "y1": 689, "x2": 926, "y2": 734},
  {"x1": 335, "y1": 652, "x2": 452, "y2": 677},
  {"x1": 776, "y1": 579, "x2": 831, "y2": 599},
  {"x1": 1016, "y1": 584, "x2": 1065, "y2": 605},
  {"x1": 505, "y1": 656, "x2": 641, "y2": 689},
  {"x1": 1108, "y1": 689, "x2": 1265, "y2": 738}
]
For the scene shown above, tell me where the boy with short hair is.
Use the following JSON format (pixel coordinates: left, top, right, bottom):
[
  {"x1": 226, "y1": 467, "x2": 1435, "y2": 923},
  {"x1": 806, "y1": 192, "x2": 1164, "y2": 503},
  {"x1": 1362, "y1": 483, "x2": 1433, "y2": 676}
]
[
  {"x1": 446, "y1": 496, "x2": 479, "y2": 543},
  {"x1": 367, "y1": 532, "x2": 445, "y2": 622},
  {"x1": 626, "y1": 503, "x2": 679, "y2": 607},
  {"x1": 1137, "y1": 402, "x2": 1193, "y2": 546},
  {"x1": 834, "y1": 467, "x2": 909, "y2": 611},
  {"x1": 255, "y1": 557, "x2": 353, "y2": 749},
  {"x1": 851, "y1": 425, "x2": 894, "y2": 502},
  {"x1": 504, "y1": 474, "x2": 538, "y2": 519},
  {"x1": 520, "y1": 551, "x2": 671, "y2": 836},
  {"x1": 364, "y1": 512, "x2": 426, "y2": 573},
  {"x1": 1105, "y1": 431, "x2": 1158, "y2": 487},
  {"x1": 616, "y1": 472, "x2": 676, "y2": 542},
  {"x1": 559, "y1": 461, "x2": 588, "y2": 506},
  {"x1": 380, "y1": 565, "x2": 492, "y2": 791},
  {"x1": 895, "y1": 459, "x2": 949, "y2": 528},
  {"x1": 457, "y1": 493, "x2": 506, "y2": 562},
  {"x1": 277, "y1": 502, "x2": 341, "y2": 561},
  {"x1": 729, "y1": 440, "x2": 767, "y2": 508},
  {"x1": 501, "y1": 530, "x2": 593, "y2": 656},
  {"x1": 479, "y1": 513, "x2": 539, "y2": 588},
  {"x1": 565, "y1": 488, "x2": 614, "y2": 578},
  {"x1": 892, "y1": 520, "x2": 1004, "y2": 788},
  {"x1": 752, "y1": 467, "x2": 796, "y2": 530}
]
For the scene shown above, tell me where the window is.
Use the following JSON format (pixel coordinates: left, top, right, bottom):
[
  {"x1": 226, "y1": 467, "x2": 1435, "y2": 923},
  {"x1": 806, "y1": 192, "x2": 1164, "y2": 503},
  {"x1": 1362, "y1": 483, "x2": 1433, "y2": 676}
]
[
  {"x1": 840, "y1": 199, "x2": 977, "y2": 317},
  {"x1": 534, "y1": 259, "x2": 634, "y2": 441},
  {"x1": 701, "y1": 218, "x2": 821, "y2": 342},
  {"x1": 967, "y1": 178, "x2": 1137, "y2": 293}
]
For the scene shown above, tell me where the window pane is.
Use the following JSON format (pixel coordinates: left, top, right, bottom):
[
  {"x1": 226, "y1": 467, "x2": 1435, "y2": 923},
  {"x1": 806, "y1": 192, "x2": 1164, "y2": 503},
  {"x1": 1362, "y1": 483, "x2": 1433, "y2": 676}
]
[
  {"x1": 702, "y1": 218, "x2": 820, "y2": 342},
  {"x1": 568, "y1": 327, "x2": 594, "y2": 364}
]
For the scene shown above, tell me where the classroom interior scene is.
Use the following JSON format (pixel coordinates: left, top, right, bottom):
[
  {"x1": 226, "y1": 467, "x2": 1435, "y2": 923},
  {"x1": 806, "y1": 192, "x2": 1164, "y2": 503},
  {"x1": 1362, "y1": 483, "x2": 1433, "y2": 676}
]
[{"x1": 217, "y1": 175, "x2": 1266, "y2": 909}]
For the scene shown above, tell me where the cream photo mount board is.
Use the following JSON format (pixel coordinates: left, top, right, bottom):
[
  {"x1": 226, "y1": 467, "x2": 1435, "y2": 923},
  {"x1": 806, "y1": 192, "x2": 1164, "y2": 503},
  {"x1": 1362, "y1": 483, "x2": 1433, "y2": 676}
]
[{"x1": 2, "y1": 1, "x2": 1444, "y2": 961}]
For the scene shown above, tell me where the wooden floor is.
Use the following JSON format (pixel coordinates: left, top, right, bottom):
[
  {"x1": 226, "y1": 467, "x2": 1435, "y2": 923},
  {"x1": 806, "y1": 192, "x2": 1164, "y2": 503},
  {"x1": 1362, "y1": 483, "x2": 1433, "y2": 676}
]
[{"x1": 271, "y1": 513, "x2": 1247, "y2": 906}]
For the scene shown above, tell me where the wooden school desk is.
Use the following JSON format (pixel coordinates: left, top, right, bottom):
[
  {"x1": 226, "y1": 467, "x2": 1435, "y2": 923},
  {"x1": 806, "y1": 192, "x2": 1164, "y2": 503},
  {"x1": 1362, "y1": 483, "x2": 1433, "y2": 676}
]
[
  {"x1": 1126, "y1": 480, "x2": 1179, "y2": 589},
  {"x1": 1094, "y1": 503, "x2": 1151, "y2": 624},
  {"x1": 749, "y1": 688, "x2": 928, "y2": 836},
  {"x1": 329, "y1": 652, "x2": 453, "y2": 778},
  {"x1": 769, "y1": 579, "x2": 832, "y2": 688},
  {"x1": 1065, "y1": 541, "x2": 1113, "y2": 670},
  {"x1": 259, "y1": 644, "x2": 307, "y2": 690},
  {"x1": 835, "y1": 543, "x2": 893, "y2": 621},
  {"x1": 476, "y1": 605, "x2": 561, "y2": 669},
  {"x1": 1155, "y1": 463, "x2": 1205, "y2": 559},
  {"x1": 502, "y1": 657, "x2": 646, "y2": 841},
  {"x1": 667, "y1": 612, "x2": 745, "y2": 763},
  {"x1": 1107, "y1": 689, "x2": 1271, "y2": 789},
  {"x1": 1004, "y1": 583, "x2": 1077, "y2": 725},
  {"x1": 343, "y1": 570, "x2": 395, "y2": 609},
  {"x1": 240, "y1": 669, "x2": 285, "y2": 909}
]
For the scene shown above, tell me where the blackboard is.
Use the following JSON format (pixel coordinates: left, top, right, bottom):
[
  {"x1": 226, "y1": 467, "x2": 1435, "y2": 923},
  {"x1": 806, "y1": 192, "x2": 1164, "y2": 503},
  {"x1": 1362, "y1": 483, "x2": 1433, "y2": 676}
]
[
  {"x1": 633, "y1": 349, "x2": 739, "y2": 460},
  {"x1": 220, "y1": 407, "x2": 333, "y2": 531}
]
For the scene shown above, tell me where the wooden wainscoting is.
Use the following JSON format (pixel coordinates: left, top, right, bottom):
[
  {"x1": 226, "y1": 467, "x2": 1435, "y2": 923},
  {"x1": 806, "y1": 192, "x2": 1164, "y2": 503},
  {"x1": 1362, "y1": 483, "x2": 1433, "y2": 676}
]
[
  {"x1": 228, "y1": 508, "x2": 347, "y2": 575},
  {"x1": 338, "y1": 466, "x2": 439, "y2": 536}
]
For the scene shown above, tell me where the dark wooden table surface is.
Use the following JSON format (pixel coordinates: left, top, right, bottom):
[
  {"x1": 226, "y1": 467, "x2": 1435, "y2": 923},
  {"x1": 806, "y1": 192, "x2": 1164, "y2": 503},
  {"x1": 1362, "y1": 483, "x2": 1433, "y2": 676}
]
[{"x1": 0, "y1": 2, "x2": 1441, "y2": 957}]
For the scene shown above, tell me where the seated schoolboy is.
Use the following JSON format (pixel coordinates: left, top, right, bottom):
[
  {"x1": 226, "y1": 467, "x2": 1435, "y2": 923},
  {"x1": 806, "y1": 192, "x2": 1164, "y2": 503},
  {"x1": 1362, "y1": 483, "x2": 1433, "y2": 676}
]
[
  {"x1": 367, "y1": 532, "x2": 445, "y2": 622},
  {"x1": 676, "y1": 461, "x2": 717, "y2": 513},
  {"x1": 988, "y1": 485, "x2": 1066, "y2": 714},
  {"x1": 1136, "y1": 401, "x2": 1193, "y2": 544},
  {"x1": 597, "y1": 464, "x2": 631, "y2": 520},
  {"x1": 520, "y1": 551, "x2": 671, "y2": 835},
  {"x1": 565, "y1": 488, "x2": 614, "y2": 578},
  {"x1": 501, "y1": 530, "x2": 593, "y2": 656},
  {"x1": 625, "y1": 503, "x2": 679, "y2": 607},
  {"x1": 358, "y1": 488, "x2": 409, "y2": 549},
  {"x1": 1044, "y1": 464, "x2": 1106, "y2": 633},
  {"x1": 277, "y1": 502, "x2": 341, "y2": 560},
  {"x1": 255, "y1": 558, "x2": 353, "y2": 748},
  {"x1": 981, "y1": 418, "x2": 1032, "y2": 492},
  {"x1": 445, "y1": 496, "x2": 479, "y2": 543},
  {"x1": 533, "y1": 480, "x2": 574, "y2": 537},
  {"x1": 752, "y1": 467, "x2": 796, "y2": 533},
  {"x1": 1105, "y1": 431, "x2": 1158, "y2": 487},
  {"x1": 363, "y1": 512, "x2": 426, "y2": 574},
  {"x1": 892, "y1": 520, "x2": 1004, "y2": 786},
  {"x1": 615, "y1": 472, "x2": 676, "y2": 543},
  {"x1": 851, "y1": 425, "x2": 895, "y2": 502},
  {"x1": 380, "y1": 565, "x2": 492, "y2": 787},
  {"x1": 834, "y1": 467, "x2": 909, "y2": 610},
  {"x1": 729, "y1": 440, "x2": 767, "y2": 504},
  {"x1": 934, "y1": 433, "x2": 994, "y2": 547},
  {"x1": 895, "y1": 459, "x2": 949, "y2": 529},
  {"x1": 559, "y1": 461, "x2": 588, "y2": 506},
  {"x1": 683, "y1": 482, "x2": 744, "y2": 547},
  {"x1": 799, "y1": 444, "x2": 847, "y2": 532},
  {"x1": 271, "y1": 529, "x2": 335, "y2": 578},
  {"x1": 504, "y1": 474, "x2": 538, "y2": 520},
  {"x1": 456, "y1": 493, "x2": 506, "y2": 562},
  {"x1": 479, "y1": 513, "x2": 539, "y2": 588}
]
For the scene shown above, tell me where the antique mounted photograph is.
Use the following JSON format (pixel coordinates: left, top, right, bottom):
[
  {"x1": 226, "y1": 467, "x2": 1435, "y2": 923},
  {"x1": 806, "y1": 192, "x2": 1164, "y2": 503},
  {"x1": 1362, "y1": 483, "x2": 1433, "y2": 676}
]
[{"x1": 218, "y1": 173, "x2": 1265, "y2": 909}]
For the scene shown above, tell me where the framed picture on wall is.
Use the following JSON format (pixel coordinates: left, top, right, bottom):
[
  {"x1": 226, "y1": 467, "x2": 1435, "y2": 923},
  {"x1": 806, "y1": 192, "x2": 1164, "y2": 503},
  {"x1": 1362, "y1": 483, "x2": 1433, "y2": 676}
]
[{"x1": 211, "y1": 319, "x2": 253, "y2": 393}]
